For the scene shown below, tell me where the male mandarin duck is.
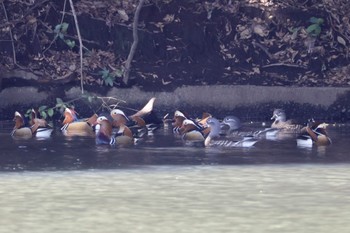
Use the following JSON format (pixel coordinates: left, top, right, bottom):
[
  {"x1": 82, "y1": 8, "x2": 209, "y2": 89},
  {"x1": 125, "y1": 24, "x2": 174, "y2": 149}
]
[
  {"x1": 297, "y1": 121, "x2": 332, "y2": 147},
  {"x1": 172, "y1": 110, "x2": 210, "y2": 136},
  {"x1": 61, "y1": 108, "x2": 97, "y2": 136},
  {"x1": 29, "y1": 109, "x2": 53, "y2": 137},
  {"x1": 204, "y1": 117, "x2": 259, "y2": 148},
  {"x1": 179, "y1": 119, "x2": 206, "y2": 142},
  {"x1": 110, "y1": 97, "x2": 161, "y2": 137},
  {"x1": 172, "y1": 110, "x2": 188, "y2": 134},
  {"x1": 94, "y1": 116, "x2": 134, "y2": 146},
  {"x1": 11, "y1": 111, "x2": 39, "y2": 139}
]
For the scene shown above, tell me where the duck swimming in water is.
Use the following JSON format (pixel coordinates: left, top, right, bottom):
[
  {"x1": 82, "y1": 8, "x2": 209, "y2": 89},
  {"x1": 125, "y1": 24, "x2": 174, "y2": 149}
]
[
  {"x1": 61, "y1": 108, "x2": 97, "y2": 137},
  {"x1": 11, "y1": 111, "x2": 40, "y2": 139},
  {"x1": 204, "y1": 117, "x2": 259, "y2": 148},
  {"x1": 94, "y1": 116, "x2": 134, "y2": 146},
  {"x1": 270, "y1": 109, "x2": 303, "y2": 132},
  {"x1": 297, "y1": 121, "x2": 332, "y2": 147}
]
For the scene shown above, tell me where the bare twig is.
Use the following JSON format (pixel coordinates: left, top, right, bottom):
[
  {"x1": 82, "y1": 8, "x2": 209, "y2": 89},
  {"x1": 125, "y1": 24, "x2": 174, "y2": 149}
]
[
  {"x1": 1, "y1": 1, "x2": 17, "y2": 66},
  {"x1": 68, "y1": 0, "x2": 84, "y2": 94},
  {"x1": 262, "y1": 63, "x2": 307, "y2": 69},
  {"x1": 123, "y1": 0, "x2": 145, "y2": 85},
  {"x1": 252, "y1": 41, "x2": 274, "y2": 60}
]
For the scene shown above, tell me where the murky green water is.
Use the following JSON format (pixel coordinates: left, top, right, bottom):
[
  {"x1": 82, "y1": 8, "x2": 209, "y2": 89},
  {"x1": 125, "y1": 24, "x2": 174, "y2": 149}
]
[
  {"x1": 0, "y1": 165, "x2": 349, "y2": 233},
  {"x1": 0, "y1": 122, "x2": 349, "y2": 232}
]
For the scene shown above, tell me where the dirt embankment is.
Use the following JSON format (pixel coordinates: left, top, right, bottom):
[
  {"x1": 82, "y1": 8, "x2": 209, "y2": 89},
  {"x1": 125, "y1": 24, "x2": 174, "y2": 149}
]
[{"x1": 0, "y1": 0, "x2": 350, "y2": 121}]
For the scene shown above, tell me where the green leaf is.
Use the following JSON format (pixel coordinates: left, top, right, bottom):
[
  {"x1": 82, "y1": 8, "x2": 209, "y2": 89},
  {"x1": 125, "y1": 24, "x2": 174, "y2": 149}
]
[
  {"x1": 60, "y1": 22, "x2": 69, "y2": 33},
  {"x1": 56, "y1": 98, "x2": 63, "y2": 104},
  {"x1": 309, "y1": 17, "x2": 323, "y2": 26},
  {"x1": 54, "y1": 24, "x2": 62, "y2": 34},
  {"x1": 58, "y1": 32, "x2": 64, "y2": 40},
  {"x1": 113, "y1": 69, "x2": 124, "y2": 78},
  {"x1": 47, "y1": 108, "x2": 54, "y2": 117},
  {"x1": 38, "y1": 105, "x2": 47, "y2": 112},
  {"x1": 100, "y1": 68, "x2": 110, "y2": 79},
  {"x1": 41, "y1": 111, "x2": 47, "y2": 119},
  {"x1": 306, "y1": 24, "x2": 321, "y2": 36},
  {"x1": 105, "y1": 78, "x2": 114, "y2": 87},
  {"x1": 65, "y1": 39, "x2": 75, "y2": 49}
]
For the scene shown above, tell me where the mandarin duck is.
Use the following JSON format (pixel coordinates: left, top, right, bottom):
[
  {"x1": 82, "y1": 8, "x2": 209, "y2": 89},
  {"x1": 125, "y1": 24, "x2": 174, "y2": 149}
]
[
  {"x1": 110, "y1": 97, "x2": 161, "y2": 137},
  {"x1": 270, "y1": 109, "x2": 303, "y2": 131},
  {"x1": 11, "y1": 111, "x2": 40, "y2": 139},
  {"x1": 94, "y1": 116, "x2": 134, "y2": 146},
  {"x1": 61, "y1": 108, "x2": 97, "y2": 136},
  {"x1": 204, "y1": 117, "x2": 259, "y2": 148},
  {"x1": 177, "y1": 118, "x2": 206, "y2": 146},
  {"x1": 254, "y1": 109, "x2": 303, "y2": 140},
  {"x1": 172, "y1": 110, "x2": 209, "y2": 136},
  {"x1": 297, "y1": 121, "x2": 332, "y2": 147},
  {"x1": 29, "y1": 108, "x2": 53, "y2": 137}
]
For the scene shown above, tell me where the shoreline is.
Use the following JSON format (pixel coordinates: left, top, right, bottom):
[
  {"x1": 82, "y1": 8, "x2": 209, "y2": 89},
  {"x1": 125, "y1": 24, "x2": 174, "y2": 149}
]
[{"x1": 1, "y1": 85, "x2": 350, "y2": 122}]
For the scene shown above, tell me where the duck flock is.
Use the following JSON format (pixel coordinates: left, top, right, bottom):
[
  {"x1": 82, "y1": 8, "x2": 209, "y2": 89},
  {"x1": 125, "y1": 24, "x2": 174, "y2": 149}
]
[{"x1": 10, "y1": 97, "x2": 332, "y2": 148}]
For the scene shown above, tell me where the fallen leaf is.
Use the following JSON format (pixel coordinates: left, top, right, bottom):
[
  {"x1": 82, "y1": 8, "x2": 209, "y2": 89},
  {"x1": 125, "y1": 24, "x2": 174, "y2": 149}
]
[{"x1": 337, "y1": 36, "x2": 347, "y2": 46}]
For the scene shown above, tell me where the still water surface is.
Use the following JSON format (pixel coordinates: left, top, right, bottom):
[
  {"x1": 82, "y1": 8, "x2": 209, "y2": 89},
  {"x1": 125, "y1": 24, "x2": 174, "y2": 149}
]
[{"x1": 0, "y1": 122, "x2": 349, "y2": 232}]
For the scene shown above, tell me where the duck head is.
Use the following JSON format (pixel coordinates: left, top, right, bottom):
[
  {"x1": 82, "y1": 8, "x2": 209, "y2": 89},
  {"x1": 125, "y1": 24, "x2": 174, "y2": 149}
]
[
  {"x1": 13, "y1": 111, "x2": 25, "y2": 129},
  {"x1": 222, "y1": 115, "x2": 241, "y2": 131},
  {"x1": 110, "y1": 109, "x2": 129, "y2": 127},
  {"x1": 63, "y1": 108, "x2": 76, "y2": 125},
  {"x1": 206, "y1": 117, "x2": 221, "y2": 138},
  {"x1": 271, "y1": 109, "x2": 287, "y2": 123},
  {"x1": 179, "y1": 119, "x2": 199, "y2": 134},
  {"x1": 172, "y1": 110, "x2": 187, "y2": 127}
]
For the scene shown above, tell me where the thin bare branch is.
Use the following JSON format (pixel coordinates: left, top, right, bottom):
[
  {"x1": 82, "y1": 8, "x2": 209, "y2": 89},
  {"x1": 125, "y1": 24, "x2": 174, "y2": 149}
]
[
  {"x1": 123, "y1": 0, "x2": 145, "y2": 85},
  {"x1": 68, "y1": 0, "x2": 84, "y2": 94},
  {"x1": 1, "y1": 1, "x2": 17, "y2": 66}
]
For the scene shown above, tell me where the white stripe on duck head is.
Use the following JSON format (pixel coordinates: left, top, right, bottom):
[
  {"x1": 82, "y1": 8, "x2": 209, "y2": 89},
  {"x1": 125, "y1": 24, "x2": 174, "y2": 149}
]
[
  {"x1": 110, "y1": 109, "x2": 129, "y2": 126},
  {"x1": 179, "y1": 119, "x2": 205, "y2": 142}
]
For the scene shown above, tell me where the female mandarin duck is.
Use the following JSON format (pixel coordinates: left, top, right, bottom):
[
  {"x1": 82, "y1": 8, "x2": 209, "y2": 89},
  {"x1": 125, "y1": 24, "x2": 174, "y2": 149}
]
[
  {"x1": 11, "y1": 111, "x2": 40, "y2": 139},
  {"x1": 94, "y1": 116, "x2": 134, "y2": 146},
  {"x1": 61, "y1": 108, "x2": 97, "y2": 136},
  {"x1": 254, "y1": 109, "x2": 303, "y2": 140},
  {"x1": 297, "y1": 121, "x2": 332, "y2": 147},
  {"x1": 270, "y1": 109, "x2": 302, "y2": 131},
  {"x1": 220, "y1": 115, "x2": 258, "y2": 138},
  {"x1": 204, "y1": 117, "x2": 258, "y2": 147},
  {"x1": 29, "y1": 108, "x2": 53, "y2": 137}
]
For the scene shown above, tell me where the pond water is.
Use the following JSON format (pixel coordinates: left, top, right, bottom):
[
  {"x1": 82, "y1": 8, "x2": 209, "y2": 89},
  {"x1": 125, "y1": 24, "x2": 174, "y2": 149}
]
[{"x1": 0, "y1": 122, "x2": 350, "y2": 233}]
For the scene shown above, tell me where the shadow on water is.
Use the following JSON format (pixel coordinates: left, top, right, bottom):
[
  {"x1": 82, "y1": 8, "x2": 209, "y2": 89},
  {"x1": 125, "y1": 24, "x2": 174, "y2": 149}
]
[{"x1": 0, "y1": 121, "x2": 349, "y2": 171}]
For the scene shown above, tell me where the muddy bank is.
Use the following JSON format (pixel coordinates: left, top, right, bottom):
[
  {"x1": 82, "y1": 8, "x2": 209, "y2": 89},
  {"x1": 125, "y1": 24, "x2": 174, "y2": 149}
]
[{"x1": 1, "y1": 85, "x2": 349, "y2": 122}]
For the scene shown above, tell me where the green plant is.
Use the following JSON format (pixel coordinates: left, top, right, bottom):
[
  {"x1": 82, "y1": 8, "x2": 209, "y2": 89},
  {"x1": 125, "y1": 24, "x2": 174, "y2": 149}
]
[
  {"x1": 25, "y1": 98, "x2": 68, "y2": 120},
  {"x1": 99, "y1": 68, "x2": 123, "y2": 87},
  {"x1": 54, "y1": 22, "x2": 76, "y2": 49},
  {"x1": 306, "y1": 17, "x2": 324, "y2": 37}
]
